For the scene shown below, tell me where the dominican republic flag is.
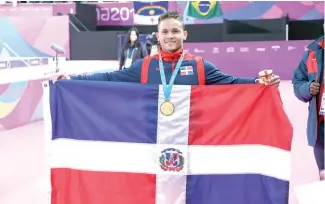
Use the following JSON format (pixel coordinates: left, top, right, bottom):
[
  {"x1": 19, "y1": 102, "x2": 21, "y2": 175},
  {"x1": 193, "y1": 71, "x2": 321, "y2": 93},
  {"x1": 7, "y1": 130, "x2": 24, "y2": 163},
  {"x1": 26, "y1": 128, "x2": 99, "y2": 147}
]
[
  {"x1": 180, "y1": 66, "x2": 194, "y2": 76},
  {"x1": 43, "y1": 80, "x2": 292, "y2": 204}
]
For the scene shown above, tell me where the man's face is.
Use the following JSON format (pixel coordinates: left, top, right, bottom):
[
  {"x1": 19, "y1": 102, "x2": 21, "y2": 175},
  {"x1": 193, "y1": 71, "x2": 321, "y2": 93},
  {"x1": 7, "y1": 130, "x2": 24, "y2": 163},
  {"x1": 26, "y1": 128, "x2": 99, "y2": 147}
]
[{"x1": 157, "y1": 18, "x2": 187, "y2": 53}]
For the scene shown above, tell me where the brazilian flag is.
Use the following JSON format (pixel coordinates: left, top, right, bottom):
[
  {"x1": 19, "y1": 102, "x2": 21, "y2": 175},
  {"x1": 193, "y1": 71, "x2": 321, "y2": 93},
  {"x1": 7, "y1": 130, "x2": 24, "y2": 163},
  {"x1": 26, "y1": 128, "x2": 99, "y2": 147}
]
[{"x1": 187, "y1": 1, "x2": 222, "y2": 19}]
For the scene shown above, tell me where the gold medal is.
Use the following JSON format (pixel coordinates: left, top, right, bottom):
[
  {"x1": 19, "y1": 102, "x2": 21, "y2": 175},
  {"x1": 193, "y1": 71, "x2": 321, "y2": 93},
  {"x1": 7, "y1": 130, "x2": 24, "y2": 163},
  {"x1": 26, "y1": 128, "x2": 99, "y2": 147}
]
[{"x1": 160, "y1": 101, "x2": 175, "y2": 116}]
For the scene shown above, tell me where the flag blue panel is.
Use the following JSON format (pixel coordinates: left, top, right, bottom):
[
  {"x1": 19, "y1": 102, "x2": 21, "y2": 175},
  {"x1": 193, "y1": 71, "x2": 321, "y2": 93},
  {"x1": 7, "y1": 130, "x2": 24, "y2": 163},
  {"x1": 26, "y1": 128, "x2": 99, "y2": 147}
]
[
  {"x1": 49, "y1": 80, "x2": 159, "y2": 144},
  {"x1": 186, "y1": 174, "x2": 289, "y2": 204}
]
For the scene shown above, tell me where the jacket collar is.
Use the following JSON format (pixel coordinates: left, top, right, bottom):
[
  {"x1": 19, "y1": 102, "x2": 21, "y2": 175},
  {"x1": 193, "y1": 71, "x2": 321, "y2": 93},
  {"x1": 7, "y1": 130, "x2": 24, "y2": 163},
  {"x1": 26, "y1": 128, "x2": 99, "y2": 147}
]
[
  {"x1": 307, "y1": 35, "x2": 324, "y2": 52},
  {"x1": 159, "y1": 48, "x2": 184, "y2": 62}
]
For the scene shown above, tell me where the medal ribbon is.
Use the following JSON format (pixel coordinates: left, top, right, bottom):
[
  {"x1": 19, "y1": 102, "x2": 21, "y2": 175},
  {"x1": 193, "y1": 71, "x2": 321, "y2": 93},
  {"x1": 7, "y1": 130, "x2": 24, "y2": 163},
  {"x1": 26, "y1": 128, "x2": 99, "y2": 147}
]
[
  {"x1": 159, "y1": 52, "x2": 184, "y2": 101},
  {"x1": 126, "y1": 48, "x2": 136, "y2": 58}
]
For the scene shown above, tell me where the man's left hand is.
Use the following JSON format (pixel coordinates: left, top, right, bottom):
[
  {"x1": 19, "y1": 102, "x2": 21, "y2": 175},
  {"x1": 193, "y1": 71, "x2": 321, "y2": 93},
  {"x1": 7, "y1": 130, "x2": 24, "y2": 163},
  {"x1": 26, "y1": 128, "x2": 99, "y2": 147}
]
[
  {"x1": 265, "y1": 75, "x2": 280, "y2": 86},
  {"x1": 257, "y1": 75, "x2": 281, "y2": 87}
]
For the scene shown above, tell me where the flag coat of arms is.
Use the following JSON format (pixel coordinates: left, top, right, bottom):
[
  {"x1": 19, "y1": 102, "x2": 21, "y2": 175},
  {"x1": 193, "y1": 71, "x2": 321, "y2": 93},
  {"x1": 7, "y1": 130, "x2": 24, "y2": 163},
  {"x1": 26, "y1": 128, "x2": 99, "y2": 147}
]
[
  {"x1": 43, "y1": 80, "x2": 292, "y2": 204},
  {"x1": 133, "y1": 1, "x2": 168, "y2": 25}
]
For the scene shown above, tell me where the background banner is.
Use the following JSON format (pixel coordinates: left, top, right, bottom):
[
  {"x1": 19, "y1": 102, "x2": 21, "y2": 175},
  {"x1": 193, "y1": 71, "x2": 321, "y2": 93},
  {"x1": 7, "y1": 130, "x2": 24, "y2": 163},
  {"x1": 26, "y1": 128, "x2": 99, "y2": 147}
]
[
  {"x1": 0, "y1": 58, "x2": 50, "y2": 69},
  {"x1": 0, "y1": 16, "x2": 70, "y2": 60},
  {"x1": 0, "y1": 4, "x2": 53, "y2": 18},
  {"x1": 0, "y1": 2, "x2": 323, "y2": 26},
  {"x1": 184, "y1": 40, "x2": 311, "y2": 80},
  {"x1": 117, "y1": 35, "x2": 311, "y2": 80}
]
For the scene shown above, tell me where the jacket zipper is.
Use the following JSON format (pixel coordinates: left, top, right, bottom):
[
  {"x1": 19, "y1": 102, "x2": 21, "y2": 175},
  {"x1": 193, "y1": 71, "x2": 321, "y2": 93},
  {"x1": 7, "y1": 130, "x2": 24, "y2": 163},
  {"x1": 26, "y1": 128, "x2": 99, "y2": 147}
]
[{"x1": 171, "y1": 57, "x2": 175, "y2": 72}]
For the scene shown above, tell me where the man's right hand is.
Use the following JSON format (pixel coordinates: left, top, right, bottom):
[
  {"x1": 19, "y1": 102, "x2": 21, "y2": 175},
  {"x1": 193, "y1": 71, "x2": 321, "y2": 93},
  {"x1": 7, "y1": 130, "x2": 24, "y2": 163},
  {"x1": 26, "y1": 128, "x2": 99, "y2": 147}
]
[
  {"x1": 309, "y1": 82, "x2": 320, "y2": 96},
  {"x1": 50, "y1": 73, "x2": 70, "y2": 84}
]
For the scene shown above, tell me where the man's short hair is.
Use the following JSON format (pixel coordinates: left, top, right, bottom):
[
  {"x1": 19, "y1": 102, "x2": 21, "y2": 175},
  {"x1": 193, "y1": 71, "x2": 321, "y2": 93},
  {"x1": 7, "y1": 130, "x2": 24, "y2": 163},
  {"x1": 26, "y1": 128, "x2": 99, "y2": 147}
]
[{"x1": 158, "y1": 11, "x2": 185, "y2": 29}]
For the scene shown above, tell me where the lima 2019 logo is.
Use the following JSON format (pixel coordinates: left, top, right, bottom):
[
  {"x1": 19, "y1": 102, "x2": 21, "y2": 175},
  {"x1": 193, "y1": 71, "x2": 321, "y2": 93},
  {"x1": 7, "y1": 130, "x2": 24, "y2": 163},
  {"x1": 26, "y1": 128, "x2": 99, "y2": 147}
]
[{"x1": 159, "y1": 148, "x2": 184, "y2": 172}]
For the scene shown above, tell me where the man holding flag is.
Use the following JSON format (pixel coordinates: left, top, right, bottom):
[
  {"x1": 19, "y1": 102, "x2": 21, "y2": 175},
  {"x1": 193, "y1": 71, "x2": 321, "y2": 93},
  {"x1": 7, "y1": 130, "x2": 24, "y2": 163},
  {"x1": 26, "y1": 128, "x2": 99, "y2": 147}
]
[
  {"x1": 47, "y1": 11, "x2": 291, "y2": 204},
  {"x1": 51, "y1": 11, "x2": 281, "y2": 87}
]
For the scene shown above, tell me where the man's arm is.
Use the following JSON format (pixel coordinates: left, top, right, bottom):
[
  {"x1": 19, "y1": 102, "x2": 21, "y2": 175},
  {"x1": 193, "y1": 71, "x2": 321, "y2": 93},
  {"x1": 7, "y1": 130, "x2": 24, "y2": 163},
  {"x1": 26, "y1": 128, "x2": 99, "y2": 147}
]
[
  {"x1": 70, "y1": 59, "x2": 142, "y2": 83},
  {"x1": 204, "y1": 60, "x2": 257, "y2": 85},
  {"x1": 292, "y1": 51, "x2": 312, "y2": 103}
]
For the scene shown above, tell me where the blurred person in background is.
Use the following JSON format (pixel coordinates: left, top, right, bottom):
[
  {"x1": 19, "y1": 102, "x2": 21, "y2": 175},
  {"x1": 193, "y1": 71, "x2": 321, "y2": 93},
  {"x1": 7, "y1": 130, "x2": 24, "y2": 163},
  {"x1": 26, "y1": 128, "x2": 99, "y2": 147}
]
[
  {"x1": 119, "y1": 27, "x2": 148, "y2": 70},
  {"x1": 292, "y1": 35, "x2": 324, "y2": 178},
  {"x1": 146, "y1": 32, "x2": 159, "y2": 56}
]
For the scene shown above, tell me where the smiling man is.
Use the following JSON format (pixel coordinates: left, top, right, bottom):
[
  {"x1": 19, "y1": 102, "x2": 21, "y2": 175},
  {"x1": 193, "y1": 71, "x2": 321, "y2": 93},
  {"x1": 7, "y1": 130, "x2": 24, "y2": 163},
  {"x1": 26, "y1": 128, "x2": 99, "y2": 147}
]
[{"x1": 52, "y1": 11, "x2": 280, "y2": 86}]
